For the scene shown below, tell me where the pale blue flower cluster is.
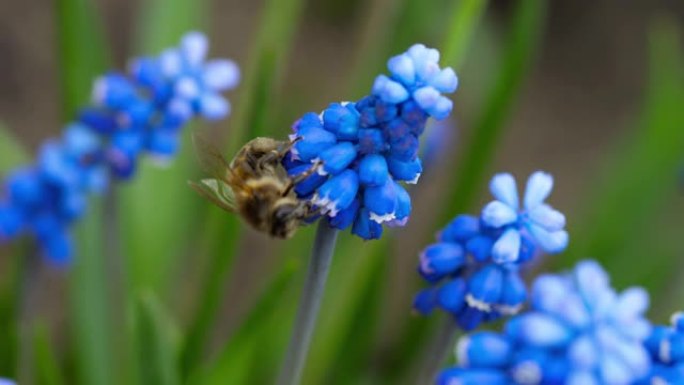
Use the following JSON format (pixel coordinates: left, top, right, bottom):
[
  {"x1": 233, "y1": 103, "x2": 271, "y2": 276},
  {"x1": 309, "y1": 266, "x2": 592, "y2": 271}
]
[
  {"x1": 282, "y1": 44, "x2": 458, "y2": 240},
  {"x1": 414, "y1": 172, "x2": 568, "y2": 330},
  {"x1": 0, "y1": 32, "x2": 238, "y2": 264},
  {"x1": 439, "y1": 260, "x2": 653, "y2": 385}
]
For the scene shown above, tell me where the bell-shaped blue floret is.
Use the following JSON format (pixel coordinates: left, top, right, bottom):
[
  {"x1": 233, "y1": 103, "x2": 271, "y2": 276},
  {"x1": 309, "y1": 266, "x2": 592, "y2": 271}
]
[
  {"x1": 290, "y1": 124, "x2": 337, "y2": 162},
  {"x1": 287, "y1": 163, "x2": 327, "y2": 197},
  {"x1": 439, "y1": 215, "x2": 480, "y2": 243},
  {"x1": 323, "y1": 103, "x2": 360, "y2": 140},
  {"x1": 312, "y1": 170, "x2": 359, "y2": 217},
  {"x1": 316, "y1": 142, "x2": 357, "y2": 176},
  {"x1": 357, "y1": 128, "x2": 387, "y2": 154},
  {"x1": 363, "y1": 178, "x2": 397, "y2": 223},
  {"x1": 372, "y1": 74, "x2": 409, "y2": 104},
  {"x1": 387, "y1": 182, "x2": 411, "y2": 227},
  {"x1": 457, "y1": 332, "x2": 512, "y2": 368},
  {"x1": 467, "y1": 264, "x2": 504, "y2": 313},
  {"x1": 419, "y1": 242, "x2": 466, "y2": 280},
  {"x1": 387, "y1": 156, "x2": 422, "y2": 184},
  {"x1": 437, "y1": 278, "x2": 467, "y2": 313},
  {"x1": 328, "y1": 199, "x2": 360, "y2": 231},
  {"x1": 351, "y1": 207, "x2": 383, "y2": 240},
  {"x1": 358, "y1": 154, "x2": 389, "y2": 186}
]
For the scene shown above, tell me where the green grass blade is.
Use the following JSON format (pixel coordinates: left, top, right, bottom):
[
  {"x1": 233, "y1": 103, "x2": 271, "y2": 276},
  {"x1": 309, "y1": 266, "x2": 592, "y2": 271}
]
[
  {"x1": 33, "y1": 323, "x2": 65, "y2": 385},
  {"x1": 70, "y1": 198, "x2": 113, "y2": 385},
  {"x1": 439, "y1": 0, "x2": 546, "y2": 223},
  {"x1": 0, "y1": 123, "x2": 30, "y2": 175},
  {"x1": 134, "y1": 292, "x2": 181, "y2": 385},
  {"x1": 559, "y1": 17, "x2": 684, "y2": 296},
  {"x1": 55, "y1": 0, "x2": 109, "y2": 118}
]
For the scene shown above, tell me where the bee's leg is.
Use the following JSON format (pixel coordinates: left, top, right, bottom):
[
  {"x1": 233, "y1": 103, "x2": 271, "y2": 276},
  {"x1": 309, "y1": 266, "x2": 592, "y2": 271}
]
[{"x1": 283, "y1": 160, "x2": 322, "y2": 196}]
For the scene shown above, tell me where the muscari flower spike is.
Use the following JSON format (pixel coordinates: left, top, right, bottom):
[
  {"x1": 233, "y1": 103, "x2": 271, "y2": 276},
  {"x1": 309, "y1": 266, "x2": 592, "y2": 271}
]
[
  {"x1": 641, "y1": 312, "x2": 684, "y2": 384},
  {"x1": 414, "y1": 171, "x2": 568, "y2": 330},
  {"x1": 282, "y1": 44, "x2": 458, "y2": 240},
  {"x1": 0, "y1": 32, "x2": 239, "y2": 265},
  {"x1": 438, "y1": 260, "x2": 653, "y2": 385}
]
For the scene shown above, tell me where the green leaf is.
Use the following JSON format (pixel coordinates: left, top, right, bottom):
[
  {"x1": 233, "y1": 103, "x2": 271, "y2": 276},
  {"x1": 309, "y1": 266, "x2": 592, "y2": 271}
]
[
  {"x1": 55, "y1": 0, "x2": 109, "y2": 118},
  {"x1": 134, "y1": 292, "x2": 181, "y2": 385},
  {"x1": 33, "y1": 323, "x2": 65, "y2": 385},
  {"x1": 0, "y1": 123, "x2": 30, "y2": 175},
  {"x1": 559, "y1": 17, "x2": 684, "y2": 299}
]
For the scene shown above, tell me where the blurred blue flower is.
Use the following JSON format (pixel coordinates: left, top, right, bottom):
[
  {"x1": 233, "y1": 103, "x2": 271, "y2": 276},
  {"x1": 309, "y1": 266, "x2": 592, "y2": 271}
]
[
  {"x1": 283, "y1": 44, "x2": 458, "y2": 240},
  {"x1": 438, "y1": 260, "x2": 653, "y2": 385},
  {"x1": 0, "y1": 31, "x2": 239, "y2": 265},
  {"x1": 642, "y1": 312, "x2": 684, "y2": 384},
  {"x1": 414, "y1": 172, "x2": 567, "y2": 330}
]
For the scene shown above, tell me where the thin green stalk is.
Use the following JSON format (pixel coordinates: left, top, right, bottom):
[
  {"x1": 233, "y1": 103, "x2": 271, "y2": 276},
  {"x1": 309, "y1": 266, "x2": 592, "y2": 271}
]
[
  {"x1": 276, "y1": 221, "x2": 339, "y2": 385},
  {"x1": 415, "y1": 317, "x2": 459, "y2": 385}
]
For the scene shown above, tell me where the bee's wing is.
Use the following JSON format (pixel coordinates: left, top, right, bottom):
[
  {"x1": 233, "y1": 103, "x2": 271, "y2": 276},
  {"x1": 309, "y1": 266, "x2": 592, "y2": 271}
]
[
  {"x1": 188, "y1": 178, "x2": 237, "y2": 213},
  {"x1": 192, "y1": 132, "x2": 234, "y2": 183}
]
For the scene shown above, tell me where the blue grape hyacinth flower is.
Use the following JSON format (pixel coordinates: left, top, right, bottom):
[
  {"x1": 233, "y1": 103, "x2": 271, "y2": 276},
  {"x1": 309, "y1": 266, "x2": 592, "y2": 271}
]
[
  {"x1": 438, "y1": 260, "x2": 653, "y2": 385},
  {"x1": 0, "y1": 32, "x2": 239, "y2": 265},
  {"x1": 282, "y1": 44, "x2": 458, "y2": 240},
  {"x1": 414, "y1": 172, "x2": 567, "y2": 330},
  {"x1": 641, "y1": 312, "x2": 684, "y2": 384}
]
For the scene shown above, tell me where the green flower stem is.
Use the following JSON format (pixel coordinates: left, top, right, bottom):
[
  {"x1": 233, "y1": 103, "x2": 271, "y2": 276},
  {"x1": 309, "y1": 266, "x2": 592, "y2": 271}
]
[
  {"x1": 415, "y1": 316, "x2": 458, "y2": 385},
  {"x1": 276, "y1": 221, "x2": 339, "y2": 385}
]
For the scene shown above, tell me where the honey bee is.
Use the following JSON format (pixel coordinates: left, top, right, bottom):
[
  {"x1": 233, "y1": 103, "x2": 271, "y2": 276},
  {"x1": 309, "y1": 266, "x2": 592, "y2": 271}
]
[{"x1": 189, "y1": 135, "x2": 318, "y2": 239}]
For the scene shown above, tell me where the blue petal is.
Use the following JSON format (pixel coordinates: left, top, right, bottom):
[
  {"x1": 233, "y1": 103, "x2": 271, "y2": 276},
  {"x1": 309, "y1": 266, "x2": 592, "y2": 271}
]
[
  {"x1": 199, "y1": 93, "x2": 230, "y2": 120},
  {"x1": 456, "y1": 332, "x2": 511, "y2": 368},
  {"x1": 437, "y1": 368, "x2": 508, "y2": 385},
  {"x1": 387, "y1": 182, "x2": 411, "y2": 227},
  {"x1": 497, "y1": 270, "x2": 526, "y2": 315},
  {"x1": 418, "y1": 242, "x2": 466, "y2": 279},
  {"x1": 351, "y1": 207, "x2": 383, "y2": 240},
  {"x1": 287, "y1": 163, "x2": 327, "y2": 197},
  {"x1": 466, "y1": 235, "x2": 494, "y2": 262},
  {"x1": 202, "y1": 59, "x2": 240, "y2": 90},
  {"x1": 388, "y1": 134, "x2": 419, "y2": 161},
  {"x1": 357, "y1": 128, "x2": 387, "y2": 154},
  {"x1": 491, "y1": 228, "x2": 521, "y2": 264},
  {"x1": 291, "y1": 125, "x2": 337, "y2": 162},
  {"x1": 506, "y1": 313, "x2": 572, "y2": 348},
  {"x1": 481, "y1": 201, "x2": 518, "y2": 228},
  {"x1": 363, "y1": 178, "x2": 397, "y2": 223},
  {"x1": 523, "y1": 171, "x2": 554, "y2": 210},
  {"x1": 180, "y1": 31, "x2": 208, "y2": 67},
  {"x1": 372, "y1": 74, "x2": 409, "y2": 104},
  {"x1": 323, "y1": 103, "x2": 360, "y2": 140},
  {"x1": 527, "y1": 203, "x2": 565, "y2": 231},
  {"x1": 387, "y1": 53, "x2": 416, "y2": 85},
  {"x1": 489, "y1": 173, "x2": 519, "y2": 210},
  {"x1": 527, "y1": 224, "x2": 568, "y2": 254},
  {"x1": 387, "y1": 157, "x2": 422, "y2": 184},
  {"x1": 439, "y1": 215, "x2": 480, "y2": 243},
  {"x1": 312, "y1": 170, "x2": 359, "y2": 217},
  {"x1": 328, "y1": 198, "x2": 360, "y2": 230},
  {"x1": 317, "y1": 142, "x2": 357, "y2": 176},
  {"x1": 467, "y1": 264, "x2": 504, "y2": 312},
  {"x1": 358, "y1": 154, "x2": 389, "y2": 186},
  {"x1": 437, "y1": 279, "x2": 467, "y2": 313}
]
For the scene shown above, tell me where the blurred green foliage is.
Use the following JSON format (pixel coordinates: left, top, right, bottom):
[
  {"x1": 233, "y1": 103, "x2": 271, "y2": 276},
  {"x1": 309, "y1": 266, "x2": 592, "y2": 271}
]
[{"x1": 1, "y1": 0, "x2": 682, "y2": 384}]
